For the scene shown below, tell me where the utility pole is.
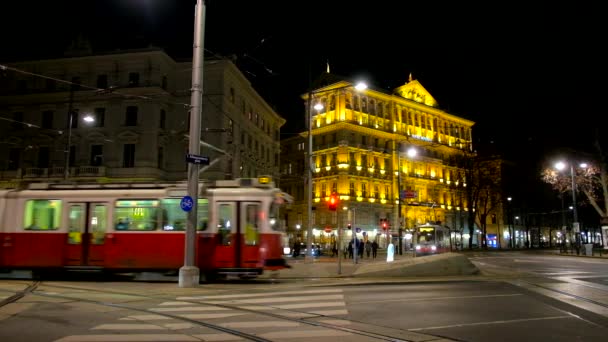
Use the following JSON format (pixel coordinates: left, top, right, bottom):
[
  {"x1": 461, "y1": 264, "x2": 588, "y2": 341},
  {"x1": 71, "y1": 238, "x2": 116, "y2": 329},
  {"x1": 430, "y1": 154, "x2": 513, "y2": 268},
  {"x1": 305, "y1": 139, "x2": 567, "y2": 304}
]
[
  {"x1": 179, "y1": 0, "x2": 205, "y2": 288},
  {"x1": 63, "y1": 85, "x2": 75, "y2": 180}
]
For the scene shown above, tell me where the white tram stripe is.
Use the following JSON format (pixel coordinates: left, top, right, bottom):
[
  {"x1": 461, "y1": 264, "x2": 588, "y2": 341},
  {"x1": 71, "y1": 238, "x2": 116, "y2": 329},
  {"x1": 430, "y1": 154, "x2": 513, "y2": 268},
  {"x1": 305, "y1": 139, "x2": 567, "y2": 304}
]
[
  {"x1": 177, "y1": 288, "x2": 342, "y2": 301},
  {"x1": 275, "y1": 301, "x2": 346, "y2": 309},
  {"x1": 92, "y1": 324, "x2": 165, "y2": 330},
  {"x1": 260, "y1": 330, "x2": 353, "y2": 338},
  {"x1": 150, "y1": 306, "x2": 229, "y2": 312},
  {"x1": 219, "y1": 294, "x2": 343, "y2": 304},
  {"x1": 54, "y1": 334, "x2": 199, "y2": 342},
  {"x1": 220, "y1": 321, "x2": 300, "y2": 328},
  {"x1": 192, "y1": 333, "x2": 243, "y2": 341}
]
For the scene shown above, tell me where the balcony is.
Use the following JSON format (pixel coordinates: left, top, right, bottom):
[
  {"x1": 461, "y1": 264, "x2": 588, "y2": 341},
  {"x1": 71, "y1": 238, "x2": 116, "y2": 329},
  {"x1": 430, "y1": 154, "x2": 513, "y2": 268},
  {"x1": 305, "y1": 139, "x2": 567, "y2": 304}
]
[{"x1": 20, "y1": 166, "x2": 107, "y2": 179}]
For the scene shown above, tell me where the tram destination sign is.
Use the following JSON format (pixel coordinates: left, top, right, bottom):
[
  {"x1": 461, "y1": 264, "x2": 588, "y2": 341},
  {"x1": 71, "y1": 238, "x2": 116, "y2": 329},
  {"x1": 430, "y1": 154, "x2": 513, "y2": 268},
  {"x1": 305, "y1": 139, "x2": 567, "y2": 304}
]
[{"x1": 185, "y1": 153, "x2": 210, "y2": 165}]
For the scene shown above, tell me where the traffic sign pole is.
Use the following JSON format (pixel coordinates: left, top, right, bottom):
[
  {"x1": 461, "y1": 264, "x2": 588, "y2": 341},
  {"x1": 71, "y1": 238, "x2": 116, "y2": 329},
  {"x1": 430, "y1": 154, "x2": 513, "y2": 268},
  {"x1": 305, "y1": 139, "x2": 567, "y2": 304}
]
[{"x1": 179, "y1": 0, "x2": 205, "y2": 288}]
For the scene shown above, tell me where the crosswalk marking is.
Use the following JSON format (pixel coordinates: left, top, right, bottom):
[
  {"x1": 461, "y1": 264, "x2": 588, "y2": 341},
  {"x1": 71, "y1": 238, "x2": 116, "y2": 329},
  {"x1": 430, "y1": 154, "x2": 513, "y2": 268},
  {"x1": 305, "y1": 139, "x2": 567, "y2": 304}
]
[
  {"x1": 275, "y1": 301, "x2": 345, "y2": 309},
  {"x1": 57, "y1": 288, "x2": 350, "y2": 341},
  {"x1": 191, "y1": 333, "x2": 243, "y2": 341},
  {"x1": 121, "y1": 314, "x2": 170, "y2": 321},
  {"x1": 311, "y1": 309, "x2": 349, "y2": 316},
  {"x1": 177, "y1": 313, "x2": 246, "y2": 319},
  {"x1": 177, "y1": 288, "x2": 342, "y2": 301},
  {"x1": 259, "y1": 329, "x2": 353, "y2": 338},
  {"x1": 150, "y1": 306, "x2": 229, "y2": 312},
  {"x1": 159, "y1": 301, "x2": 192, "y2": 306},
  {"x1": 164, "y1": 323, "x2": 196, "y2": 330},
  {"x1": 92, "y1": 324, "x2": 165, "y2": 330},
  {"x1": 55, "y1": 334, "x2": 199, "y2": 341},
  {"x1": 210, "y1": 294, "x2": 343, "y2": 304},
  {"x1": 220, "y1": 321, "x2": 300, "y2": 328}
]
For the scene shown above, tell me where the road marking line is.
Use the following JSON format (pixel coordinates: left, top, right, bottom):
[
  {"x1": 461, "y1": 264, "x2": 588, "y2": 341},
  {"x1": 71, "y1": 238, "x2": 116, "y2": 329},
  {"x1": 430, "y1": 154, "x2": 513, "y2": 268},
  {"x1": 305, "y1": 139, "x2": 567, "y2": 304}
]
[
  {"x1": 275, "y1": 301, "x2": 345, "y2": 309},
  {"x1": 357, "y1": 293, "x2": 522, "y2": 305},
  {"x1": 216, "y1": 294, "x2": 343, "y2": 304},
  {"x1": 409, "y1": 315, "x2": 572, "y2": 331},
  {"x1": 159, "y1": 301, "x2": 191, "y2": 306},
  {"x1": 92, "y1": 324, "x2": 165, "y2": 330},
  {"x1": 150, "y1": 306, "x2": 229, "y2": 312},
  {"x1": 54, "y1": 334, "x2": 199, "y2": 341},
  {"x1": 121, "y1": 314, "x2": 170, "y2": 321},
  {"x1": 220, "y1": 321, "x2": 300, "y2": 328},
  {"x1": 319, "y1": 319, "x2": 351, "y2": 325},
  {"x1": 310, "y1": 309, "x2": 349, "y2": 315},
  {"x1": 260, "y1": 329, "x2": 353, "y2": 338},
  {"x1": 178, "y1": 313, "x2": 246, "y2": 319},
  {"x1": 164, "y1": 323, "x2": 196, "y2": 330},
  {"x1": 177, "y1": 288, "x2": 342, "y2": 300},
  {"x1": 191, "y1": 333, "x2": 243, "y2": 341}
]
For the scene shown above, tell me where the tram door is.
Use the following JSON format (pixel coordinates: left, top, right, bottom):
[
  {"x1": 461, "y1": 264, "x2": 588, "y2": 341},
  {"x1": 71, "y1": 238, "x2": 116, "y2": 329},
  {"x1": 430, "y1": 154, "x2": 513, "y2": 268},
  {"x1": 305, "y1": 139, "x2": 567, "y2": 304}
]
[
  {"x1": 215, "y1": 201, "x2": 261, "y2": 268},
  {"x1": 65, "y1": 203, "x2": 107, "y2": 266}
]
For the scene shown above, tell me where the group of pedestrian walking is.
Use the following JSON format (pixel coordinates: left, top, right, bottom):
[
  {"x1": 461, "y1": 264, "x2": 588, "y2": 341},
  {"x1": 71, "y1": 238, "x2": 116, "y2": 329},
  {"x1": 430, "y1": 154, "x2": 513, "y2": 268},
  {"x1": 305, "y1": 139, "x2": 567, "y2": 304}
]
[{"x1": 345, "y1": 239, "x2": 378, "y2": 259}]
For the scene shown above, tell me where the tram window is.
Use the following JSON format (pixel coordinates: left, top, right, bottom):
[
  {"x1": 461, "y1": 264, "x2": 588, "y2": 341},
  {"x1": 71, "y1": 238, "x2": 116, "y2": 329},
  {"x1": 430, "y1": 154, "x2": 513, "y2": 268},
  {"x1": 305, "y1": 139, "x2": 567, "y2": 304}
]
[
  {"x1": 68, "y1": 204, "x2": 84, "y2": 244},
  {"x1": 23, "y1": 199, "x2": 62, "y2": 230},
  {"x1": 244, "y1": 204, "x2": 259, "y2": 246},
  {"x1": 114, "y1": 199, "x2": 159, "y2": 231},
  {"x1": 159, "y1": 198, "x2": 209, "y2": 231},
  {"x1": 90, "y1": 204, "x2": 107, "y2": 244},
  {"x1": 269, "y1": 202, "x2": 285, "y2": 232},
  {"x1": 218, "y1": 203, "x2": 233, "y2": 245}
]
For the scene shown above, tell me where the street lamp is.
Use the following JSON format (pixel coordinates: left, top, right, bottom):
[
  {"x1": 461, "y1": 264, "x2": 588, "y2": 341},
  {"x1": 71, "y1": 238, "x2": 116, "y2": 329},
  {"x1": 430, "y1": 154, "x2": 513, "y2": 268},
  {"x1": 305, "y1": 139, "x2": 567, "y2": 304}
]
[
  {"x1": 63, "y1": 112, "x2": 95, "y2": 180},
  {"x1": 507, "y1": 197, "x2": 513, "y2": 248},
  {"x1": 396, "y1": 146, "x2": 417, "y2": 255},
  {"x1": 305, "y1": 81, "x2": 367, "y2": 262},
  {"x1": 555, "y1": 160, "x2": 587, "y2": 251}
]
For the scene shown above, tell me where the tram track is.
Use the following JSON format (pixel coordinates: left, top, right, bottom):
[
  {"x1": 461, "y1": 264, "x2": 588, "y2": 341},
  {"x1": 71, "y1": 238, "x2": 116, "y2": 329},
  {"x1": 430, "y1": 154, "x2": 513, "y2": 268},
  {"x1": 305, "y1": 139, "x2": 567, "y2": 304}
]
[{"x1": 2, "y1": 281, "x2": 446, "y2": 342}]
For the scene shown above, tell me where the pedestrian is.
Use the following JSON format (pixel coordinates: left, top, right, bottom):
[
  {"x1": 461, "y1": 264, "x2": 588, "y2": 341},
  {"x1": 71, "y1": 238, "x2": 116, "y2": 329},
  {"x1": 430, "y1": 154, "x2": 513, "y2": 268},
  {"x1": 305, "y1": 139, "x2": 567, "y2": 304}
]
[
  {"x1": 365, "y1": 241, "x2": 371, "y2": 258},
  {"x1": 293, "y1": 240, "x2": 301, "y2": 257},
  {"x1": 371, "y1": 240, "x2": 378, "y2": 259},
  {"x1": 348, "y1": 240, "x2": 353, "y2": 259},
  {"x1": 331, "y1": 241, "x2": 337, "y2": 257}
]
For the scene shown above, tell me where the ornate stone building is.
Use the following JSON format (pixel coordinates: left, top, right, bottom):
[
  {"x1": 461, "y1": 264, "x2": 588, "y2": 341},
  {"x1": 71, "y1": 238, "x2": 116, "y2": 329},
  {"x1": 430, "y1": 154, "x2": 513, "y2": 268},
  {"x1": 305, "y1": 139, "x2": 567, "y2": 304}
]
[
  {"x1": 281, "y1": 74, "x2": 476, "y2": 250},
  {"x1": 0, "y1": 48, "x2": 285, "y2": 186}
]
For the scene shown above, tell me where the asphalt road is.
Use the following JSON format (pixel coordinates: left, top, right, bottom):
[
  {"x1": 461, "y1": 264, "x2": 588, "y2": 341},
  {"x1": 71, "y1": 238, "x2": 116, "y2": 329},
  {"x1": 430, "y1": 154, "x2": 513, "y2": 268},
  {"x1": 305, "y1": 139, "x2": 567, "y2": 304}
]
[{"x1": 1, "y1": 251, "x2": 608, "y2": 342}]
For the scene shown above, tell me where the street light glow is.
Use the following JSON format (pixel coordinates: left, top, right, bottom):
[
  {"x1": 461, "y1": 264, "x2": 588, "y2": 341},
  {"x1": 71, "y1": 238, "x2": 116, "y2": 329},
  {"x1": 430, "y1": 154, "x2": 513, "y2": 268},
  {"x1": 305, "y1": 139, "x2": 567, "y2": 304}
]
[
  {"x1": 407, "y1": 147, "x2": 417, "y2": 158},
  {"x1": 313, "y1": 103, "x2": 323, "y2": 111},
  {"x1": 83, "y1": 115, "x2": 95, "y2": 123},
  {"x1": 555, "y1": 161, "x2": 566, "y2": 170},
  {"x1": 354, "y1": 82, "x2": 368, "y2": 91}
]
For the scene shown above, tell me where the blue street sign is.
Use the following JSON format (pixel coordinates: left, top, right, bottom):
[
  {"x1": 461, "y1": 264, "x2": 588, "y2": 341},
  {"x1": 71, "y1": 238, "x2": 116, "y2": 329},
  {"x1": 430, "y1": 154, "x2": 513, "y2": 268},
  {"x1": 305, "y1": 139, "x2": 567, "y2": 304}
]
[
  {"x1": 185, "y1": 153, "x2": 210, "y2": 165},
  {"x1": 355, "y1": 227, "x2": 361, "y2": 233},
  {"x1": 180, "y1": 196, "x2": 194, "y2": 212}
]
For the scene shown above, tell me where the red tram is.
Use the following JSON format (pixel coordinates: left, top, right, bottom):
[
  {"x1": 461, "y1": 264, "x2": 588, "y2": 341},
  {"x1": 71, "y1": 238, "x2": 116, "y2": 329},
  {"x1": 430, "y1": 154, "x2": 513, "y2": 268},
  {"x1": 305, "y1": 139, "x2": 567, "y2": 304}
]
[{"x1": 0, "y1": 177, "x2": 292, "y2": 281}]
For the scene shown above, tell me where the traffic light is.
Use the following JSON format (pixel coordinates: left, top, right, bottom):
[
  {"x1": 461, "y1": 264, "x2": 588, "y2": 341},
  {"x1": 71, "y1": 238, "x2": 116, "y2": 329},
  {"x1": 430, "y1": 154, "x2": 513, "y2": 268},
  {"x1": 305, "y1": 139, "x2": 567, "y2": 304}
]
[
  {"x1": 347, "y1": 223, "x2": 352, "y2": 230},
  {"x1": 328, "y1": 192, "x2": 338, "y2": 211},
  {"x1": 381, "y1": 218, "x2": 388, "y2": 230}
]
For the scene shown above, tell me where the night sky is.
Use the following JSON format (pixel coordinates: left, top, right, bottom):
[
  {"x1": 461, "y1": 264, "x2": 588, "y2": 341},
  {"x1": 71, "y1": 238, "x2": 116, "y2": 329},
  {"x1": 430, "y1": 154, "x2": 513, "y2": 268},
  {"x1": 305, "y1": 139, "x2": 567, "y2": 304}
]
[{"x1": 2, "y1": 1, "x2": 605, "y2": 161}]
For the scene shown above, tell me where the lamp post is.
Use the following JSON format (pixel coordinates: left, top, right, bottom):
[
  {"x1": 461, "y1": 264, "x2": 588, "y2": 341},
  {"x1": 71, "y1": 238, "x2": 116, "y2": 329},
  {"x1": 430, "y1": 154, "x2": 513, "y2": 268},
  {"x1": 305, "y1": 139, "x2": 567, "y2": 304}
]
[
  {"x1": 63, "y1": 106, "x2": 94, "y2": 180},
  {"x1": 555, "y1": 161, "x2": 587, "y2": 253},
  {"x1": 305, "y1": 81, "x2": 367, "y2": 263},
  {"x1": 396, "y1": 146, "x2": 417, "y2": 255},
  {"x1": 507, "y1": 197, "x2": 513, "y2": 248}
]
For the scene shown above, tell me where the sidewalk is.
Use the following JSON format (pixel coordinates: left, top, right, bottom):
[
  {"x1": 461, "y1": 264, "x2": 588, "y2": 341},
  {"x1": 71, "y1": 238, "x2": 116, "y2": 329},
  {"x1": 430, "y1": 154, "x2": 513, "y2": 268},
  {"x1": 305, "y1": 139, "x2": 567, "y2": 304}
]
[{"x1": 260, "y1": 250, "x2": 479, "y2": 279}]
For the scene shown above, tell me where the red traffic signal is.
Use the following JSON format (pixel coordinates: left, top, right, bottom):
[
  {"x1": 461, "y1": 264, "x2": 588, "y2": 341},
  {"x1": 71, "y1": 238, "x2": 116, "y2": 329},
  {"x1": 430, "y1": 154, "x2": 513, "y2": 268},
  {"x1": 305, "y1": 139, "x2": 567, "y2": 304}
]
[
  {"x1": 347, "y1": 223, "x2": 352, "y2": 229},
  {"x1": 381, "y1": 218, "x2": 389, "y2": 230},
  {"x1": 328, "y1": 193, "x2": 338, "y2": 211}
]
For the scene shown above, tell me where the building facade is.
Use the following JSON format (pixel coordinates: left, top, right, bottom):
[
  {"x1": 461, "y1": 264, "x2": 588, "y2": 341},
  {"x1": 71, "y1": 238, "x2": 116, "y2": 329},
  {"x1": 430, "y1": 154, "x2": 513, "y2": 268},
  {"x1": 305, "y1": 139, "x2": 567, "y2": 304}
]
[
  {"x1": 0, "y1": 49, "x2": 285, "y2": 186},
  {"x1": 281, "y1": 75, "x2": 478, "y2": 251}
]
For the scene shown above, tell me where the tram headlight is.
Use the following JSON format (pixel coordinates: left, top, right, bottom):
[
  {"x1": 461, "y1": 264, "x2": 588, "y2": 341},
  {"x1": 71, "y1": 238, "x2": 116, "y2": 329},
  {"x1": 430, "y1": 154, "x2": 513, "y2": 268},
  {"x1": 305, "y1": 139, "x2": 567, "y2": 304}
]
[
  {"x1": 283, "y1": 247, "x2": 291, "y2": 255},
  {"x1": 431, "y1": 245, "x2": 437, "y2": 251},
  {"x1": 415, "y1": 245, "x2": 421, "y2": 250}
]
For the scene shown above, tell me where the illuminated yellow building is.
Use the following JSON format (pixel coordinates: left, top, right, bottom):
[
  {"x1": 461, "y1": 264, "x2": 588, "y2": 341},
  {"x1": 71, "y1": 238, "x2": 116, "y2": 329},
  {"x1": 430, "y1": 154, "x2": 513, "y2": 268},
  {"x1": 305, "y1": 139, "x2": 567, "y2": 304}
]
[{"x1": 281, "y1": 74, "x2": 474, "y2": 248}]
